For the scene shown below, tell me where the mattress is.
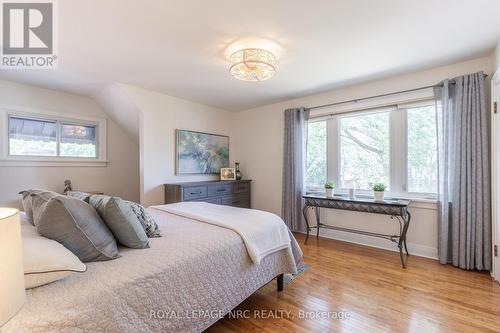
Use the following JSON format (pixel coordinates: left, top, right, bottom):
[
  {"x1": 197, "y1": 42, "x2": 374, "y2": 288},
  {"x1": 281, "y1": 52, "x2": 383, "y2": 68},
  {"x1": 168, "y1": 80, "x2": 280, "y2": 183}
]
[{"x1": 3, "y1": 208, "x2": 302, "y2": 333}]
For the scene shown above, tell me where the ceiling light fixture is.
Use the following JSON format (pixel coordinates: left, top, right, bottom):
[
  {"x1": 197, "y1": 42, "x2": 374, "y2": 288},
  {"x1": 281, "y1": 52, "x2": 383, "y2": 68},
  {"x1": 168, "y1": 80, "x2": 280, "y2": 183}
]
[{"x1": 229, "y1": 48, "x2": 276, "y2": 82}]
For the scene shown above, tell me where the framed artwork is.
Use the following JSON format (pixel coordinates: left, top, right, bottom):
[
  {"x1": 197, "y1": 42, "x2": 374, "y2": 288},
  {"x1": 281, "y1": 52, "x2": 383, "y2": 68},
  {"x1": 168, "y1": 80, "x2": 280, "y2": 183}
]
[
  {"x1": 220, "y1": 167, "x2": 236, "y2": 180},
  {"x1": 176, "y1": 129, "x2": 229, "y2": 175}
]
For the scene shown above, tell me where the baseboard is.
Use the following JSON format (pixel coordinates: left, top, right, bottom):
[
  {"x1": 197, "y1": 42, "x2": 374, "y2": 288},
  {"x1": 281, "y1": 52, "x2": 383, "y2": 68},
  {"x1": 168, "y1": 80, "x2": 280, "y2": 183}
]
[{"x1": 296, "y1": 229, "x2": 438, "y2": 260}]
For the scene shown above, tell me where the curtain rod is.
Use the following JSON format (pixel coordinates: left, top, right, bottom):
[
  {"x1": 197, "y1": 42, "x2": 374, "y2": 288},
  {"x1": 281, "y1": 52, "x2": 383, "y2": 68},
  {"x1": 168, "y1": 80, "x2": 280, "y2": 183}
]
[{"x1": 308, "y1": 73, "x2": 488, "y2": 111}]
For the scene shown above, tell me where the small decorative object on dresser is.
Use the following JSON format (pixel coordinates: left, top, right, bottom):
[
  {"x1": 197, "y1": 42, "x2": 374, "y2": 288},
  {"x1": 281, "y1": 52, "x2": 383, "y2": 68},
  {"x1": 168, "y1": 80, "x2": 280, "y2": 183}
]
[
  {"x1": 235, "y1": 162, "x2": 242, "y2": 180},
  {"x1": 164, "y1": 180, "x2": 251, "y2": 208},
  {"x1": 220, "y1": 167, "x2": 236, "y2": 181}
]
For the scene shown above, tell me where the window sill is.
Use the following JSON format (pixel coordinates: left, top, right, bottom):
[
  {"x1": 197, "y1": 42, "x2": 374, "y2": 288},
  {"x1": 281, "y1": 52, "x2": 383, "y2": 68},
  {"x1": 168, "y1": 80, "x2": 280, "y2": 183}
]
[
  {"x1": 0, "y1": 158, "x2": 109, "y2": 167},
  {"x1": 398, "y1": 197, "x2": 438, "y2": 210}
]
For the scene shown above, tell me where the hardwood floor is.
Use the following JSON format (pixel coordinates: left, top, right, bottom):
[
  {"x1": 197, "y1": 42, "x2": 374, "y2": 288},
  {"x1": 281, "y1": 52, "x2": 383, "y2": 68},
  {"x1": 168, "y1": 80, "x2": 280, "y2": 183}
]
[{"x1": 207, "y1": 233, "x2": 500, "y2": 333}]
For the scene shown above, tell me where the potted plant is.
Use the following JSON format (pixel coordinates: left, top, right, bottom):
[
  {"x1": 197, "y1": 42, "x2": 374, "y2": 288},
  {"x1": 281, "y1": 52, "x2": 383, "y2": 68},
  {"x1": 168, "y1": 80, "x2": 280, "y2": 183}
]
[
  {"x1": 372, "y1": 183, "x2": 387, "y2": 201},
  {"x1": 324, "y1": 181, "x2": 335, "y2": 198}
]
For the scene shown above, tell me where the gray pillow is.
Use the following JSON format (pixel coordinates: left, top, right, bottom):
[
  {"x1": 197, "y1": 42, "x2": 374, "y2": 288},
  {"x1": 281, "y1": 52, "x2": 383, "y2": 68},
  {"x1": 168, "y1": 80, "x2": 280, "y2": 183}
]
[
  {"x1": 32, "y1": 193, "x2": 120, "y2": 262},
  {"x1": 126, "y1": 201, "x2": 162, "y2": 238},
  {"x1": 19, "y1": 189, "x2": 59, "y2": 224},
  {"x1": 89, "y1": 195, "x2": 149, "y2": 249}
]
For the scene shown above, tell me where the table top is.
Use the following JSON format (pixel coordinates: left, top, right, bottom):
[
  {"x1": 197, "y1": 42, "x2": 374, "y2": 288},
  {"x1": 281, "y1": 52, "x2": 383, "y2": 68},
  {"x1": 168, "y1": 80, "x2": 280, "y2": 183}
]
[{"x1": 303, "y1": 193, "x2": 410, "y2": 207}]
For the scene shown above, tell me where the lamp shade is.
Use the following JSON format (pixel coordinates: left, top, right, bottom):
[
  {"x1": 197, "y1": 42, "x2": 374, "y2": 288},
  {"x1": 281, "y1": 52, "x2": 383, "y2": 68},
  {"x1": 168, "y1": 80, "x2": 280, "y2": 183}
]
[{"x1": 0, "y1": 208, "x2": 25, "y2": 327}]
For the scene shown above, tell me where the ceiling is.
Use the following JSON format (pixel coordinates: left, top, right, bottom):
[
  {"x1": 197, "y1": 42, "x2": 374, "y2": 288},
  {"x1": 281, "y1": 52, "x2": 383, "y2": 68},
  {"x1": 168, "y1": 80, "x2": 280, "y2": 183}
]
[{"x1": 1, "y1": 0, "x2": 500, "y2": 111}]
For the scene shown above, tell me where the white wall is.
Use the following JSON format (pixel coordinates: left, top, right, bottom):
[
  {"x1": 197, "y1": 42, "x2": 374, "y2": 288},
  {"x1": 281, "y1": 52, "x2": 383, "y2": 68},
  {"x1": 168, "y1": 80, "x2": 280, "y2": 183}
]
[
  {"x1": 233, "y1": 55, "x2": 494, "y2": 259},
  {"x1": 495, "y1": 41, "x2": 500, "y2": 72},
  {"x1": 121, "y1": 85, "x2": 235, "y2": 207},
  {"x1": 0, "y1": 80, "x2": 140, "y2": 208}
]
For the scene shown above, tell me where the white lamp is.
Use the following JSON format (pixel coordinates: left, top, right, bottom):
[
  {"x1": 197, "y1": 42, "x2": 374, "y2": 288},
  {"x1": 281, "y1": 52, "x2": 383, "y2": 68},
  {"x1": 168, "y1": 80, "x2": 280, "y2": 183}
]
[{"x1": 0, "y1": 208, "x2": 25, "y2": 327}]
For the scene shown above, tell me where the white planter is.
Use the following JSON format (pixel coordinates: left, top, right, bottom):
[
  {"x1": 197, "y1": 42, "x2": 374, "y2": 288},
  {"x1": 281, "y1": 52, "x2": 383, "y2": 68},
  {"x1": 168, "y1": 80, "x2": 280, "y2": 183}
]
[
  {"x1": 325, "y1": 188, "x2": 334, "y2": 198},
  {"x1": 374, "y1": 191, "x2": 384, "y2": 201}
]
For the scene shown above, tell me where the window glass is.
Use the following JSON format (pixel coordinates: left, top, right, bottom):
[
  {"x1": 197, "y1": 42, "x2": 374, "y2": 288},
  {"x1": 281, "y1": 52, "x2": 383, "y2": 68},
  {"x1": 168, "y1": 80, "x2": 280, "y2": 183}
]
[
  {"x1": 339, "y1": 112, "x2": 390, "y2": 190},
  {"x1": 407, "y1": 105, "x2": 438, "y2": 193},
  {"x1": 9, "y1": 117, "x2": 57, "y2": 156},
  {"x1": 306, "y1": 120, "x2": 327, "y2": 190},
  {"x1": 60, "y1": 124, "x2": 97, "y2": 157}
]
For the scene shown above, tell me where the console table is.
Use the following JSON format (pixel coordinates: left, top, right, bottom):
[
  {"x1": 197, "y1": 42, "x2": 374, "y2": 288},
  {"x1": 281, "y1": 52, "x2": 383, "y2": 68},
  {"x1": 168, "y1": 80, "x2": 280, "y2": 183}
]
[{"x1": 302, "y1": 194, "x2": 411, "y2": 268}]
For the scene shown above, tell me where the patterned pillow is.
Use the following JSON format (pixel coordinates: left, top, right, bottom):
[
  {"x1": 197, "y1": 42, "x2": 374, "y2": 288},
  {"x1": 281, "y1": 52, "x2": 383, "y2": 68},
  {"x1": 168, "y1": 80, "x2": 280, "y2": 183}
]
[{"x1": 125, "y1": 201, "x2": 162, "y2": 238}]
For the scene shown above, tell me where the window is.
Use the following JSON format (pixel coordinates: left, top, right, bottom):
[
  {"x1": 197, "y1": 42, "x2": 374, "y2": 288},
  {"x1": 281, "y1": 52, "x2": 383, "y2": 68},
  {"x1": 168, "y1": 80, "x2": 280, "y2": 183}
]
[
  {"x1": 306, "y1": 100, "x2": 438, "y2": 199},
  {"x1": 406, "y1": 105, "x2": 438, "y2": 194},
  {"x1": 306, "y1": 120, "x2": 327, "y2": 189},
  {"x1": 7, "y1": 115, "x2": 99, "y2": 159},
  {"x1": 9, "y1": 117, "x2": 57, "y2": 156},
  {"x1": 60, "y1": 124, "x2": 97, "y2": 157},
  {"x1": 340, "y1": 111, "x2": 390, "y2": 190}
]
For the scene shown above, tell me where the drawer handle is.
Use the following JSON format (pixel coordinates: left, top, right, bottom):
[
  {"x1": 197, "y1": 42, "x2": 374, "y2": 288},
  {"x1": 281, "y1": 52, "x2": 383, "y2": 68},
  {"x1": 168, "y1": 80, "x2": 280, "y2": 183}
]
[
  {"x1": 190, "y1": 191, "x2": 202, "y2": 195},
  {"x1": 216, "y1": 189, "x2": 227, "y2": 192}
]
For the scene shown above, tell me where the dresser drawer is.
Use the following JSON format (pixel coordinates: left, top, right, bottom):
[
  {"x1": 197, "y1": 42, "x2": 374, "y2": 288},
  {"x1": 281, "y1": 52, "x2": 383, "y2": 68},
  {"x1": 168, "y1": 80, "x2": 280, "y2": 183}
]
[
  {"x1": 233, "y1": 182, "x2": 250, "y2": 194},
  {"x1": 221, "y1": 195, "x2": 250, "y2": 208},
  {"x1": 183, "y1": 186, "x2": 208, "y2": 200},
  {"x1": 164, "y1": 181, "x2": 251, "y2": 205},
  {"x1": 193, "y1": 197, "x2": 221, "y2": 205},
  {"x1": 208, "y1": 184, "x2": 233, "y2": 197}
]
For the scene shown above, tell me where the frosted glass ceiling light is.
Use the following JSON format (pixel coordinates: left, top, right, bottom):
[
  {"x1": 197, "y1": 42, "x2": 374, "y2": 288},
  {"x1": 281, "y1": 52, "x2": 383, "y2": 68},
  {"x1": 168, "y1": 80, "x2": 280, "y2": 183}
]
[{"x1": 230, "y1": 48, "x2": 276, "y2": 81}]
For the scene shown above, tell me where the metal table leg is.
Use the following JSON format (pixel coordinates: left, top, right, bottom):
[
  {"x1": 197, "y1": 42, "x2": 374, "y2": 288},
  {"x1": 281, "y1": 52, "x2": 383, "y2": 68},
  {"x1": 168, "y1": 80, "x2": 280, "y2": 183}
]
[
  {"x1": 403, "y1": 212, "x2": 411, "y2": 256},
  {"x1": 398, "y1": 211, "x2": 411, "y2": 268},
  {"x1": 303, "y1": 205, "x2": 311, "y2": 244},
  {"x1": 315, "y1": 207, "x2": 320, "y2": 238}
]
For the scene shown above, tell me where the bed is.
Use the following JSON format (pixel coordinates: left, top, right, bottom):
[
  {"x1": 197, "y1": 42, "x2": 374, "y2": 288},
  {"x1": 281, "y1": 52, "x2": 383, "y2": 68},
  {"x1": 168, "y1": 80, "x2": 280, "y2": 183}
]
[{"x1": 4, "y1": 206, "x2": 302, "y2": 333}]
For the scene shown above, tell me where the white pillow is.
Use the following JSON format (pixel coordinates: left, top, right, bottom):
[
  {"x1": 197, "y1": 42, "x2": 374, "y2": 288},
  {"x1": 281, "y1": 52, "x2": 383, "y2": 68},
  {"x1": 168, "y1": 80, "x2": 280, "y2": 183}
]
[{"x1": 21, "y1": 218, "x2": 86, "y2": 289}]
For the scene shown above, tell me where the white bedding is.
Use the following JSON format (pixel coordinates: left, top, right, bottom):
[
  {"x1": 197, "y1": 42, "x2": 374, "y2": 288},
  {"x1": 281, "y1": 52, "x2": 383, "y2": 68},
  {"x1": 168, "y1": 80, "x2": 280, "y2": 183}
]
[
  {"x1": 151, "y1": 202, "x2": 291, "y2": 264},
  {"x1": 3, "y1": 207, "x2": 302, "y2": 333}
]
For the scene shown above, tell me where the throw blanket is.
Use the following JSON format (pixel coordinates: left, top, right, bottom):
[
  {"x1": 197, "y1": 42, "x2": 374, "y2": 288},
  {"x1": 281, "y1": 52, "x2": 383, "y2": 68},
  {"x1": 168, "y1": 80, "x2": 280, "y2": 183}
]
[{"x1": 151, "y1": 202, "x2": 292, "y2": 264}]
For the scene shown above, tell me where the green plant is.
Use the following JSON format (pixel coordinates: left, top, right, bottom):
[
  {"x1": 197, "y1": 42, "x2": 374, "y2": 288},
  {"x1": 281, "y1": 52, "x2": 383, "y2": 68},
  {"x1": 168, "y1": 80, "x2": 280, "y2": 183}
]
[
  {"x1": 324, "y1": 181, "x2": 335, "y2": 189},
  {"x1": 372, "y1": 182, "x2": 387, "y2": 192}
]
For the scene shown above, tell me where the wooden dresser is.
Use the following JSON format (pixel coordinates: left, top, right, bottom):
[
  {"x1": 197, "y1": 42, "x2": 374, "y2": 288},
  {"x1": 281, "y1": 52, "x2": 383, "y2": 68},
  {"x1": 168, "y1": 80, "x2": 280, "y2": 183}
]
[{"x1": 164, "y1": 180, "x2": 251, "y2": 208}]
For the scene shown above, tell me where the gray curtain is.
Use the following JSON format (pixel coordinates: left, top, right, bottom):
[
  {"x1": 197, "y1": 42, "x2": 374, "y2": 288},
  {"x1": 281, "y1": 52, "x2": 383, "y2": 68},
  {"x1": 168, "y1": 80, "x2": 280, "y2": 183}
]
[
  {"x1": 282, "y1": 107, "x2": 310, "y2": 232},
  {"x1": 435, "y1": 72, "x2": 491, "y2": 270}
]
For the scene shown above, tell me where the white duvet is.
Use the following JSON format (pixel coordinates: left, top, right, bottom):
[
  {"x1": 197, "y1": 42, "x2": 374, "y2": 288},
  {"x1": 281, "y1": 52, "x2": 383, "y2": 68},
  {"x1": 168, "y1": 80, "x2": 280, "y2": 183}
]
[{"x1": 151, "y1": 202, "x2": 291, "y2": 264}]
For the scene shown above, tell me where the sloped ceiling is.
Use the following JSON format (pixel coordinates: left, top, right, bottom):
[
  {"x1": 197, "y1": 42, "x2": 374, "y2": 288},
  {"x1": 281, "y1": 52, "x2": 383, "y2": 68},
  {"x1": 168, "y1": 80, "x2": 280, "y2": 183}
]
[{"x1": 93, "y1": 84, "x2": 141, "y2": 144}]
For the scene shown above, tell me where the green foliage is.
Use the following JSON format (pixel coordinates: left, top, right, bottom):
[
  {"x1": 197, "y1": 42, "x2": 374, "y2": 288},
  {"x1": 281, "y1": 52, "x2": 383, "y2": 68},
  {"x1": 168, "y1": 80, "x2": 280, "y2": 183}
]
[
  {"x1": 372, "y1": 182, "x2": 387, "y2": 192},
  {"x1": 306, "y1": 121, "x2": 327, "y2": 188},
  {"x1": 60, "y1": 142, "x2": 96, "y2": 157},
  {"x1": 407, "y1": 106, "x2": 438, "y2": 193},
  {"x1": 306, "y1": 105, "x2": 438, "y2": 195},
  {"x1": 340, "y1": 112, "x2": 390, "y2": 190},
  {"x1": 324, "y1": 181, "x2": 335, "y2": 189},
  {"x1": 10, "y1": 138, "x2": 57, "y2": 156},
  {"x1": 10, "y1": 139, "x2": 96, "y2": 157}
]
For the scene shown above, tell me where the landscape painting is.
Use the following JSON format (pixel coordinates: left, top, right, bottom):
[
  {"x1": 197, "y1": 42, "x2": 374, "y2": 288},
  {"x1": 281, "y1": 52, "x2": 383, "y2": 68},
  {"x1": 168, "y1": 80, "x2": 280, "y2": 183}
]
[{"x1": 176, "y1": 129, "x2": 229, "y2": 174}]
